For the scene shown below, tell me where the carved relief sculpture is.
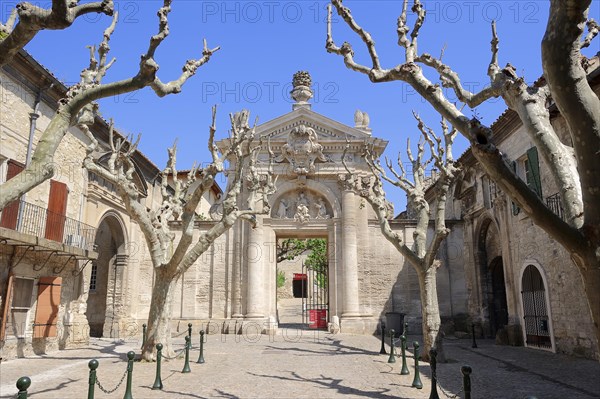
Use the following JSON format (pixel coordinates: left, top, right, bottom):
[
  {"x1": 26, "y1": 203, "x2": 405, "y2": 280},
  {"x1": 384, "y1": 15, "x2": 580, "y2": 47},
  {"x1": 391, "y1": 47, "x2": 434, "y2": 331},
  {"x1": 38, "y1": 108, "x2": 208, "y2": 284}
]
[
  {"x1": 275, "y1": 124, "x2": 329, "y2": 175},
  {"x1": 272, "y1": 190, "x2": 331, "y2": 221},
  {"x1": 315, "y1": 197, "x2": 330, "y2": 219},
  {"x1": 276, "y1": 199, "x2": 289, "y2": 219}
]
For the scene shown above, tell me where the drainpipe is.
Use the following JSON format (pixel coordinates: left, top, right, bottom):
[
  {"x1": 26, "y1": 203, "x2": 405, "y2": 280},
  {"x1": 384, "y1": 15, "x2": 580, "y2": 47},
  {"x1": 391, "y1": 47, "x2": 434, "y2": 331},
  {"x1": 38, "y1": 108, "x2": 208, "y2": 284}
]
[
  {"x1": 25, "y1": 89, "x2": 44, "y2": 167},
  {"x1": 16, "y1": 88, "x2": 45, "y2": 230}
]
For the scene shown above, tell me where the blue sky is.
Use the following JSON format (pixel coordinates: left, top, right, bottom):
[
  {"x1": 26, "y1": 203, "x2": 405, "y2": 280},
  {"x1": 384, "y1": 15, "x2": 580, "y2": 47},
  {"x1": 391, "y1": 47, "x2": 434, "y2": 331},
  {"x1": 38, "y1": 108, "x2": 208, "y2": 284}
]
[{"x1": 5, "y1": 0, "x2": 599, "y2": 209}]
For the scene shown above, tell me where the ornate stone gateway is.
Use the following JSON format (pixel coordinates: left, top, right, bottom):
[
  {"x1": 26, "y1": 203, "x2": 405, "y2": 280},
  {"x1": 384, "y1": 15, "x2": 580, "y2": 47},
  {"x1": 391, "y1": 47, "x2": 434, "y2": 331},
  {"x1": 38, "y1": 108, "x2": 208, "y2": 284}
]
[{"x1": 216, "y1": 71, "x2": 388, "y2": 334}]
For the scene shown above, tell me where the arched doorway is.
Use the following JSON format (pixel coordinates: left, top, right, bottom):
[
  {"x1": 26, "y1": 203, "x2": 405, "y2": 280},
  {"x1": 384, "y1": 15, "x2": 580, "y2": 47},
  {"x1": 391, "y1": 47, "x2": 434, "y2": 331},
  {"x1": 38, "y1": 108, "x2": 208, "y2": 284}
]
[
  {"x1": 489, "y1": 256, "x2": 508, "y2": 334},
  {"x1": 521, "y1": 264, "x2": 552, "y2": 350},
  {"x1": 478, "y1": 219, "x2": 508, "y2": 337},
  {"x1": 275, "y1": 237, "x2": 329, "y2": 330},
  {"x1": 86, "y1": 214, "x2": 126, "y2": 337}
]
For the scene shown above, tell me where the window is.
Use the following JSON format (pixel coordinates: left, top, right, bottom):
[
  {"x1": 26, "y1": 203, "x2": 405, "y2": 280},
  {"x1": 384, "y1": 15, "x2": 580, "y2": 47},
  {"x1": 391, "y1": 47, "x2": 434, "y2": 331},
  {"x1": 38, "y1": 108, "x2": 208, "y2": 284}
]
[
  {"x1": 482, "y1": 177, "x2": 499, "y2": 209},
  {"x1": 513, "y1": 146, "x2": 542, "y2": 217},
  {"x1": 0, "y1": 160, "x2": 25, "y2": 229},
  {"x1": 10, "y1": 278, "x2": 34, "y2": 338},
  {"x1": 89, "y1": 262, "x2": 98, "y2": 292},
  {"x1": 482, "y1": 177, "x2": 491, "y2": 209},
  {"x1": 45, "y1": 180, "x2": 68, "y2": 242},
  {"x1": 520, "y1": 147, "x2": 542, "y2": 198}
]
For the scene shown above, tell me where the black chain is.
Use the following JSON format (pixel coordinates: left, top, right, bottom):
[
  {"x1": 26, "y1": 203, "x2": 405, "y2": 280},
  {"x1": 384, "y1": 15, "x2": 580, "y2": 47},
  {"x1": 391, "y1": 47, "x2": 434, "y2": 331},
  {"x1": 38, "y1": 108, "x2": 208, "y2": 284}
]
[
  {"x1": 173, "y1": 329, "x2": 188, "y2": 338},
  {"x1": 160, "y1": 347, "x2": 186, "y2": 360},
  {"x1": 95, "y1": 369, "x2": 127, "y2": 395},
  {"x1": 432, "y1": 369, "x2": 463, "y2": 399}
]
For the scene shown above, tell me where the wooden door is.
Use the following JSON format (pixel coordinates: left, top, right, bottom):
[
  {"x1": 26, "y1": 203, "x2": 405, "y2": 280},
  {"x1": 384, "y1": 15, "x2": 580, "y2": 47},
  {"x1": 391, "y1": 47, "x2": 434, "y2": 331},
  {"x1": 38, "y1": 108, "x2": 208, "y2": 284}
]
[
  {"x1": 0, "y1": 160, "x2": 25, "y2": 229},
  {"x1": 44, "y1": 180, "x2": 68, "y2": 242},
  {"x1": 33, "y1": 277, "x2": 62, "y2": 338},
  {"x1": 0, "y1": 273, "x2": 14, "y2": 341}
]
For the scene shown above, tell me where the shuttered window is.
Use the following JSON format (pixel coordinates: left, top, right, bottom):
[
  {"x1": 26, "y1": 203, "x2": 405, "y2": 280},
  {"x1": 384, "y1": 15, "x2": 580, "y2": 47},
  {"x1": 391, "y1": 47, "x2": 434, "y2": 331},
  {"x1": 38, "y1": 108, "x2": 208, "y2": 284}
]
[
  {"x1": 8, "y1": 277, "x2": 34, "y2": 338},
  {"x1": 511, "y1": 161, "x2": 520, "y2": 215},
  {"x1": 44, "y1": 180, "x2": 68, "y2": 242},
  {"x1": 0, "y1": 160, "x2": 25, "y2": 229},
  {"x1": 526, "y1": 147, "x2": 543, "y2": 198},
  {"x1": 33, "y1": 277, "x2": 62, "y2": 338}
]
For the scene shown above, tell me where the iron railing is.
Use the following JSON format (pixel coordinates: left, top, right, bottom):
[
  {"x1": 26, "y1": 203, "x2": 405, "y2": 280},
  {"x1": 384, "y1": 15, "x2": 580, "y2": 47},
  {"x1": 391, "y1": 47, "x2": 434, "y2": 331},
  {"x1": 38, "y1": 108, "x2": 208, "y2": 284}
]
[
  {"x1": 545, "y1": 193, "x2": 564, "y2": 221},
  {"x1": 0, "y1": 200, "x2": 96, "y2": 251}
]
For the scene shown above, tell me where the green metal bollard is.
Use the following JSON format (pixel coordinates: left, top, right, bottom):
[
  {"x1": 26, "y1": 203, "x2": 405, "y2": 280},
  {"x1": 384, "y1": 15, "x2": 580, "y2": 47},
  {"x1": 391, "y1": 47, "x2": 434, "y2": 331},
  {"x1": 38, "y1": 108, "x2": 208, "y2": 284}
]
[
  {"x1": 152, "y1": 344, "x2": 163, "y2": 390},
  {"x1": 411, "y1": 341, "x2": 423, "y2": 389},
  {"x1": 123, "y1": 351, "x2": 135, "y2": 399},
  {"x1": 16, "y1": 377, "x2": 31, "y2": 399},
  {"x1": 188, "y1": 323, "x2": 193, "y2": 338},
  {"x1": 141, "y1": 324, "x2": 147, "y2": 349},
  {"x1": 197, "y1": 330, "x2": 206, "y2": 364},
  {"x1": 88, "y1": 360, "x2": 98, "y2": 399},
  {"x1": 399, "y1": 332, "x2": 410, "y2": 375},
  {"x1": 387, "y1": 329, "x2": 396, "y2": 363},
  {"x1": 461, "y1": 365, "x2": 472, "y2": 399},
  {"x1": 379, "y1": 322, "x2": 387, "y2": 355},
  {"x1": 471, "y1": 323, "x2": 478, "y2": 349},
  {"x1": 428, "y1": 348, "x2": 440, "y2": 399},
  {"x1": 182, "y1": 336, "x2": 191, "y2": 373}
]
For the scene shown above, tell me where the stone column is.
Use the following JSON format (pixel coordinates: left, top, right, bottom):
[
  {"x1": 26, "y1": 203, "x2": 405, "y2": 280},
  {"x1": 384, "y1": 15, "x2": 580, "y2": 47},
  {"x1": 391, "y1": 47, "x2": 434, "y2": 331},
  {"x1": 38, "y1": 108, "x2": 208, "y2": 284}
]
[
  {"x1": 231, "y1": 225, "x2": 243, "y2": 318},
  {"x1": 341, "y1": 188, "x2": 360, "y2": 317},
  {"x1": 245, "y1": 217, "x2": 264, "y2": 318}
]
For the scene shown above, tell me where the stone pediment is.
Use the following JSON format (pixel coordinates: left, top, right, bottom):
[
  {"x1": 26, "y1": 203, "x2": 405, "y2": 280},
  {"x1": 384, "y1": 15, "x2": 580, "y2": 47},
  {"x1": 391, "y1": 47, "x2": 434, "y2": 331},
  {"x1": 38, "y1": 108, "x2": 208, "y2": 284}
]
[{"x1": 255, "y1": 108, "x2": 374, "y2": 143}]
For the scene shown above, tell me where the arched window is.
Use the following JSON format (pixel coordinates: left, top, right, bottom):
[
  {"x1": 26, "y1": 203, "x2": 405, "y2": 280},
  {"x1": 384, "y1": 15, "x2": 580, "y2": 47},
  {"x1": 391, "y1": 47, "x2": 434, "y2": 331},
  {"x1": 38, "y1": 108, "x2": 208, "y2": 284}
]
[{"x1": 521, "y1": 265, "x2": 552, "y2": 350}]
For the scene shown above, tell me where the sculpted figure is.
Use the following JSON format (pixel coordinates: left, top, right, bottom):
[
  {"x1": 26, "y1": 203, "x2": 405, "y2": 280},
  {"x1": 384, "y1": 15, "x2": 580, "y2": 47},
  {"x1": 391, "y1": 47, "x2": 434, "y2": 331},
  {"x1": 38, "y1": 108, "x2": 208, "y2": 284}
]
[
  {"x1": 315, "y1": 197, "x2": 330, "y2": 219},
  {"x1": 277, "y1": 199, "x2": 289, "y2": 219}
]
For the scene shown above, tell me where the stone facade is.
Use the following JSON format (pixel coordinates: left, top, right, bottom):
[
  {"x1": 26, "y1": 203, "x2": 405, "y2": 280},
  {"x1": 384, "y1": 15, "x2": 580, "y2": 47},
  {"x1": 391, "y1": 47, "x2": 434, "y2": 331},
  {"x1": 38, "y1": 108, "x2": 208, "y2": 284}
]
[
  {"x1": 2, "y1": 52, "x2": 596, "y2": 362},
  {"x1": 0, "y1": 51, "x2": 212, "y2": 359},
  {"x1": 446, "y1": 58, "x2": 600, "y2": 359}
]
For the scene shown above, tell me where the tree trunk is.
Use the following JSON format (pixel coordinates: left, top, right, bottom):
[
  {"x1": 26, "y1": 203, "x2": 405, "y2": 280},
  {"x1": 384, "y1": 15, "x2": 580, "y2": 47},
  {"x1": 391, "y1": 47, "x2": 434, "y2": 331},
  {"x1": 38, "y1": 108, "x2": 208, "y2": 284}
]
[
  {"x1": 417, "y1": 265, "x2": 444, "y2": 362},
  {"x1": 579, "y1": 256, "x2": 600, "y2": 358},
  {"x1": 141, "y1": 268, "x2": 179, "y2": 361}
]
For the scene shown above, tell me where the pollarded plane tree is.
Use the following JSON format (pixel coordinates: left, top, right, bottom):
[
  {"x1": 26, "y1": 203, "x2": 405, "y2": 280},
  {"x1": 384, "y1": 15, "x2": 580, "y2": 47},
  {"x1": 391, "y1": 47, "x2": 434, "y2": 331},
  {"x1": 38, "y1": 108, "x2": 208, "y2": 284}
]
[
  {"x1": 0, "y1": 0, "x2": 115, "y2": 66},
  {"x1": 84, "y1": 107, "x2": 276, "y2": 360},
  {"x1": 327, "y1": 0, "x2": 600, "y2": 351},
  {"x1": 0, "y1": 0, "x2": 219, "y2": 210},
  {"x1": 342, "y1": 114, "x2": 459, "y2": 361}
]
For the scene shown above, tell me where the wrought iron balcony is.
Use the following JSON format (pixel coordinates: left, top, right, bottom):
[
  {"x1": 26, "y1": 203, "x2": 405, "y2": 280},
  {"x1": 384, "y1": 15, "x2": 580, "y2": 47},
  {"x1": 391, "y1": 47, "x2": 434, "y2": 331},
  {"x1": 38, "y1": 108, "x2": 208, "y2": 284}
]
[
  {"x1": 545, "y1": 193, "x2": 564, "y2": 221},
  {"x1": 0, "y1": 200, "x2": 96, "y2": 251}
]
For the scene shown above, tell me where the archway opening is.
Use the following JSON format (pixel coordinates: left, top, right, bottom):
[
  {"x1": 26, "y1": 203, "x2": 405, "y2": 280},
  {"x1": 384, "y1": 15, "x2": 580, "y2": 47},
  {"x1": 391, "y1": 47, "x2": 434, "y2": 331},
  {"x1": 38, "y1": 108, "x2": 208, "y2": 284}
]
[
  {"x1": 86, "y1": 215, "x2": 125, "y2": 337},
  {"x1": 521, "y1": 265, "x2": 552, "y2": 349},
  {"x1": 478, "y1": 219, "x2": 508, "y2": 338},
  {"x1": 275, "y1": 237, "x2": 329, "y2": 330},
  {"x1": 489, "y1": 256, "x2": 509, "y2": 334}
]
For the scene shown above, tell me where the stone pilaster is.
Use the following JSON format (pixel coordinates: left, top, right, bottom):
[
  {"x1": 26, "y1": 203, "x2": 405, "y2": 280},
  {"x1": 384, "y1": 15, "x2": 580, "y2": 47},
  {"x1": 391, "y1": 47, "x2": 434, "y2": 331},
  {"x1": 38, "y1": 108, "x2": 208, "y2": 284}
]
[
  {"x1": 245, "y1": 217, "x2": 265, "y2": 318},
  {"x1": 341, "y1": 189, "x2": 360, "y2": 317}
]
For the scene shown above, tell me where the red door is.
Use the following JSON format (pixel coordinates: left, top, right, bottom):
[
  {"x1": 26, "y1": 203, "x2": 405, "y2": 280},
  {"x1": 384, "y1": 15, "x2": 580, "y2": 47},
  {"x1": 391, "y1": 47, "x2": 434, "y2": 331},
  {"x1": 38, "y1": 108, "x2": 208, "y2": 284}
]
[
  {"x1": 33, "y1": 277, "x2": 62, "y2": 338},
  {"x1": 308, "y1": 309, "x2": 327, "y2": 329},
  {"x1": 44, "y1": 180, "x2": 68, "y2": 242},
  {"x1": 0, "y1": 160, "x2": 25, "y2": 229}
]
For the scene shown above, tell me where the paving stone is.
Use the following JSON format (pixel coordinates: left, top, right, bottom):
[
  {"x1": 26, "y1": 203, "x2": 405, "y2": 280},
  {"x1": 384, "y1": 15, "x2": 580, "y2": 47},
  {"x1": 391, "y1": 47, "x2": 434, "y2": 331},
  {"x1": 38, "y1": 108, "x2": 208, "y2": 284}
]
[{"x1": 0, "y1": 331, "x2": 598, "y2": 398}]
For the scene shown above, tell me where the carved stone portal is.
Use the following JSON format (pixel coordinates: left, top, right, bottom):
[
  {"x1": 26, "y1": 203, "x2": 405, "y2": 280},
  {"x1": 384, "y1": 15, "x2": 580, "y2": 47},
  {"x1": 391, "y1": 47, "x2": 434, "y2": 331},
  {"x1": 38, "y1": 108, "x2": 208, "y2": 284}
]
[
  {"x1": 272, "y1": 190, "x2": 331, "y2": 222},
  {"x1": 275, "y1": 124, "x2": 329, "y2": 175}
]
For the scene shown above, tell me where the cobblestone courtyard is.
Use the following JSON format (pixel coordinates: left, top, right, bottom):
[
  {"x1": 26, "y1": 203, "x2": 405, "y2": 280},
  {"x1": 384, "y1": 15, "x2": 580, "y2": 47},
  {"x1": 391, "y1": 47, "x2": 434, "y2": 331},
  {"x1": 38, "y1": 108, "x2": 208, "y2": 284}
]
[{"x1": 1, "y1": 328, "x2": 599, "y2": 399}]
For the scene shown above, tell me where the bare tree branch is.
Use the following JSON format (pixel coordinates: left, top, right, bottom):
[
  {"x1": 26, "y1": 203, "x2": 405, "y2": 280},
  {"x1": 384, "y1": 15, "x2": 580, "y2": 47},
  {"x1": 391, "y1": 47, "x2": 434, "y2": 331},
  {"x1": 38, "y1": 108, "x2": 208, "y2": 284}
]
[
  {"x1": 0, "y1": 0, "x2": 220, "y2": 211},
  {"x1": 0, "y1": 0, "x2": 115, "y2": 66},
  {"x1": 326, "y1": 0, "x2": 585, "y2": 246},
  {"x1": 581, "y1": 19, "x2": 599, "y2": 49}
]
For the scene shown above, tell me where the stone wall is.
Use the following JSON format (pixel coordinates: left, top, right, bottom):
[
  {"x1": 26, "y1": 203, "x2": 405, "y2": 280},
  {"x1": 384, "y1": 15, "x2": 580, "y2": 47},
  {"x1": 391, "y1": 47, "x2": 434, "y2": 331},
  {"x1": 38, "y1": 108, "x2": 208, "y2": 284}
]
[{"x1": 458, "y1": 108, "x2": 599, "y2": 359}]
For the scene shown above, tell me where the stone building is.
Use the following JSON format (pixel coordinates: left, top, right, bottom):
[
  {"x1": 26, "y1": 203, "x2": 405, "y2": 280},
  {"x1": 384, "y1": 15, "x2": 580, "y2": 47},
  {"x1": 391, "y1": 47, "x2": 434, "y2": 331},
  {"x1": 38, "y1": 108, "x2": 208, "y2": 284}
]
[
  {"x1": 0, "y1": 54, "x2": 469, "y2": 359},
  {"x1": 445, "y1": 55, "x2": 600, "y2": 359},
  {"x1": 3, "y1": 49, "x2": 596, "y2": 362},
  {"x1": 0, "y1": 50, "x2": 217, "y2": 359}
]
